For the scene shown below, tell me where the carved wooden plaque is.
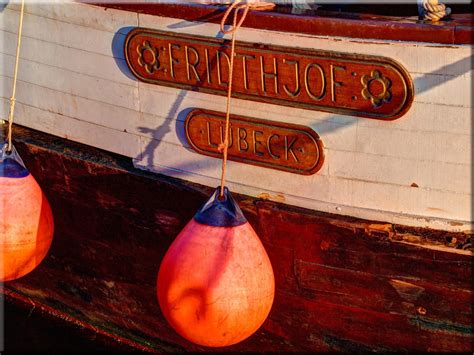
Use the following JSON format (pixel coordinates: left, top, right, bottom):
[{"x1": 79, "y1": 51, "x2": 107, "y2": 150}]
[
  {"x1": 185, "y1": 109, "x2": 324, "y2": 175},
  {"x1": 125, "y1": 28, "x2": 414, "y2": 120}
]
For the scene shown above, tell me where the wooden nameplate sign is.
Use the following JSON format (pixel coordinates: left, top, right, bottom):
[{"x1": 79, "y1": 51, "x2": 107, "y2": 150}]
[
  {"x1": 125, "y1": 28, "x2": 414, "y2": 120},
  {"x1": 185, "y1": 109, "x2": 324, "y2": 175}
]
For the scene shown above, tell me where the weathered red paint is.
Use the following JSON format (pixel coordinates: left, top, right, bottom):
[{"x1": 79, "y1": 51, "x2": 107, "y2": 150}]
[
  {"x1": 2, "y1": 126, "x2": 472, "y2": 352},
  {"x1": 92, "y1": 2, "x2": 474, "y2": 45}
]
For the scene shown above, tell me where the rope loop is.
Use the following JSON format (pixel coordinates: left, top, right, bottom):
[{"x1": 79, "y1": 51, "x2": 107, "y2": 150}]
[
  {"x1": 220, "y1": 0, "x2": 247, "y2": 34},
  {"x1": 220, "y1": 0, "x2": 275, "y2": 34},
  {"x1": 420, "y1": 0, "x2": 451, "y2": 22}
]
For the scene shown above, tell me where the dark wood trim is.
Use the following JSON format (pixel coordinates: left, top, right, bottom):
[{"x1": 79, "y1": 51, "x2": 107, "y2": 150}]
[{"x1": 92, "y1": 2, "x2": 473, "y2": 45}]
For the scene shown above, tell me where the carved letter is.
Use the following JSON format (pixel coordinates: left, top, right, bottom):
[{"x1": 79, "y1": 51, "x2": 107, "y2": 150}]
[
  {"x1": 260, "y1": 56, "x2": 279, "y2": 94},
  {"x1": 253, "y1": 130, "x2": 264, "y2": 157},
  {"x1": 238, "y1": 128, "x2": 249, "y2": 152},
  {"x1": 204, "y1": 48, "x2": 211, "y2": 84},
  {"x1": 217, "y1": 51, "x2": 231, "y2": 87},
  {"x1": 283, "y1": 59, "x2": 301, "y2": 97},
  {"x1": 168, "y1": 43, "x2": 180, "y2": 79},
  {"x1": 206, "y1": 121, "x2": 219, "y2": 148},
  {"x1": 304, "y1": 63, "x2": 325, "y2": 101},
  {"x1": 185, "y1": 46, "x2": 201, "y2": 82},
  {"x1": 220, "y1": 125, "x2": 233, "y2": 148},
  {"x1": 267, "y1": 134, "x2": 280, "y2": 160},
  {"x1": 285, "y1": 136, "x2": 299, "y2": 162},
  {"x1": 236, "y1": 53, "x2": 255, "y2": 91},
  {"x1": 331, "y1": 65, "x2": 346, "y2": 102}
]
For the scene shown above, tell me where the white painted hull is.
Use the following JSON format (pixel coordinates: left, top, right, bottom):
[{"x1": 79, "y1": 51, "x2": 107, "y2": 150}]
[{"x1": 1, "y1": 1, "x2": 472, "y2": 231}]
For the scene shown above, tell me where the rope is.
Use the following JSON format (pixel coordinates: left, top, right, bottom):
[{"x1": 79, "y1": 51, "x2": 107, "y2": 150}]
[
  {"x1": 6, "y1": 0, "x2": 25, "y2": 153},
  {"x1": 420, "y1": 0, "x2": 451, "y2": 22},
  {"x1": 218, "y1": 2, "x2": 240, "y2": 198},
  {"x1": 217, "y1": 0, "x2": 274, "y2": 197}
]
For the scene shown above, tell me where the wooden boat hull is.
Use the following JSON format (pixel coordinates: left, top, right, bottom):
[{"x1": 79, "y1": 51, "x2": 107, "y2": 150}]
[
  {"x1": 2, "y1": 126, "x2": 471, "y2": 352},
  {"x1": 0, "y1": 1, "x2": 472, "y2": 351}
]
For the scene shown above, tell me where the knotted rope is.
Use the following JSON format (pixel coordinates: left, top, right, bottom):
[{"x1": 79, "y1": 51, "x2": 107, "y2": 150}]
[
  {"x1": 6, "y1": 0, "x2": 25, "y2": 153},
  {"x1": 217, "y1": 0, "x2": 274, "y2": 197},
  {"x1": 419, "y1": 0, "x2": 451, "y2": 22}
]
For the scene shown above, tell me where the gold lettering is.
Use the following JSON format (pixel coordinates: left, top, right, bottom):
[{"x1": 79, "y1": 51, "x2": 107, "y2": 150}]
[
  {"x1": 331, "y1": 65, "x2": 345, "y2": 102},
  {"x1": 236, "y1": 53, "x2": 255, "y2": 91},
  {"x1": 285, "y1": 136, "x2": 298, "y2": 162},
  {"x1": 260, "y1": 56, "x2": 279, "y2": 94},
  {"x1": 267, "y1": 134, "x2": 280, "y2": 159},
  {"x1": 253, "y1": 130, "x2": 264, "y2": 157},
  {"x1": 217, "y1": 51, "x2": 231, "y2": 87},
  {"x1": 283, "y1": 59, "x2": 301, "y2": 97},
  {"x1": 204, "y1": 48, "x2": 211, "y2": 84},
  {"x1": 206, "y1": 121, "x2": 219, "y2": 148},
  {"x1": 185, "y1": 46, "x2": 201, "y2": 82},
  {"x1": 238, "y1": 128, "x2": 249, "y2": 152},
  {"x1": 168, "y1": 43, "x2": 180, "y2": 79},
  {"x1": 304, "y1": 63, "x2": 325, "y2": 101}
]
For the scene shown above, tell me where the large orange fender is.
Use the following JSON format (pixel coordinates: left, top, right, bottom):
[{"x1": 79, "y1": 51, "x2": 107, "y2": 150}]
[
  {"x1": 157, "y1": 187, "x2": 274, "y2": 347},
  {"x1": 1, "y1": 157, "x2": 54, "y2": 281}
]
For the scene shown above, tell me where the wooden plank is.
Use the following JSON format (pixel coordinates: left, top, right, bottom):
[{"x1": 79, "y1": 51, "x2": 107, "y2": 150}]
[
  {"x1": 413, "y1": 71, "x2": 472, "y2": 108},
  {"x1": 7, "y1": 1, "x2": 137, "y2": 34},
  {"x1": 350, "y1": 178, "x2": 471, "y2": 222},
  {"x1": 358, "y1": 102, "x2": 472, "y2": 136},
  {"x1": 0, "y1": 30, "x2": 135, "y2": 86},
  {"x1": 327, "y1": 149, "x2": 471, "y2": 194},
  {"x1": 0, "y1": 99, "x2": 141, "y2": 159},
  {"x1": 0, "y1": 55, "x2": 139, "y2": 110},
  {"x1": 294, "y1": 260, "x2": 472, "y2": 325},
  {"x1": 272, "y1": 291, "x2": 471, "y2": 352},
  {"x1": 0, "y1": 8, "x2": 126, "y2": 59},
  {"x1": 0, "y1": 80, "x2": 140, "y2": 135},
  {"x1": 355, "y1": 125, "x2": 471, "y2": 165}
]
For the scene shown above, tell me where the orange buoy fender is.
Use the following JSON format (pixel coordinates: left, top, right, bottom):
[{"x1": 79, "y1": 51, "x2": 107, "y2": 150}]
[
  {"x1": 157, "y1": 187, "x2": 275, "y2": 347},
  {"x1": 1, "y1": 147, "x2": 54, "y2": 281}
]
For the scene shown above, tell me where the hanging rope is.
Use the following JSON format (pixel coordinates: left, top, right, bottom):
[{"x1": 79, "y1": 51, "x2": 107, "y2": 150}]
[
  {"x1": 217, "y1": 0, "x2": 274, "y2": 198},
  {"x1": 6, "y1": 0, "x2": 25, "y2": 153},
  {"x1": 419, "y1": 0, "x2": 451, "y2": 22}
]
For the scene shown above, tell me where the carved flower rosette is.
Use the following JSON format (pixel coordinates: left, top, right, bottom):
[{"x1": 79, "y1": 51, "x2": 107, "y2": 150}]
[
  {"x1": 361, "y1": 70, "x2": 392, "y2": 108},
  {"x1": 137, "y1": 41, "x2": 159, "y2": 74}
]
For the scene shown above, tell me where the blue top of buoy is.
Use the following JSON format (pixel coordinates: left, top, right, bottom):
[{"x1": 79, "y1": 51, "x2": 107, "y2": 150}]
[
  {"x1": 0, "y1": 158, "x2": 29, "y2": 178},
  {"x1": 194, "y1": 186, "x2": 247, "y2": 227}
]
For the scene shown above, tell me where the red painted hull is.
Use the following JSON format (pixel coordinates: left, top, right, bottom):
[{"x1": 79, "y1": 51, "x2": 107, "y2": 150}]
[{"x1": 2, "y1": 126, "x2": 472, "y2": 352}]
